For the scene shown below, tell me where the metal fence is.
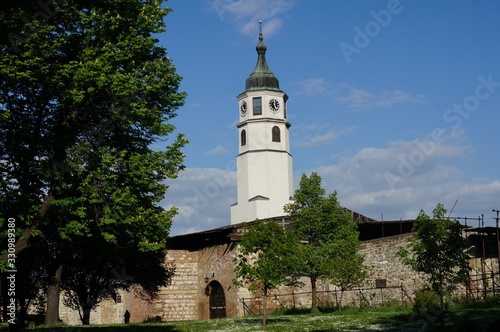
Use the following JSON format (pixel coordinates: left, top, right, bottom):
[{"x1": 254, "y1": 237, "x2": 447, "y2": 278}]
[{"x1": 239, "y1": 285, "x2": 414, "y2": 315}]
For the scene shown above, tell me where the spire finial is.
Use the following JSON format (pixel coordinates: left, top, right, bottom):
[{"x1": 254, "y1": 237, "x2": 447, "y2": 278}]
[{"x1": 259, "y1": 20, "x2": 263, "y2": 41}]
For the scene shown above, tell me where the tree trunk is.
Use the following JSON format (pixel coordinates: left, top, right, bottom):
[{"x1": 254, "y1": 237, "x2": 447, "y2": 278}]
[
  {"x1": 262, "y1": 286, "x2": 267, "y2": 330},
  {"x1": 45, "y1": 262, "x2": 63, "y2": 325},
  {"x1": 439, "y1": 290, "x2": 445, "y2": 327},
  {"x1": 19, "y1": 300, "x2": 28, "y2": 329},
  {"x1": 310, "y1": 275, "x2": 317, "y2": 313},
  {"x1": 339, "y1": 290, "x2": 344, "y2": 311},
  {"x1": 82, "y1": 306, "x2": 91, "y2": 325},
  {"x1": 438, "y1": 284, "x2": 444, "y2": 311}
]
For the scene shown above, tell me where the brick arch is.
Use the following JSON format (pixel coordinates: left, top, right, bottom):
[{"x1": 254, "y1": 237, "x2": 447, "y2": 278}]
[{"x1": 205, "y1": 280, "x2": 226, "y2": 319}]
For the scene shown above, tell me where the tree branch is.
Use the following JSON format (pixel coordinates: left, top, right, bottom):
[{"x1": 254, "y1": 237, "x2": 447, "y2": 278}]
[{"x1": 1, "y1": 193, "x2": 54, "y2": 262}]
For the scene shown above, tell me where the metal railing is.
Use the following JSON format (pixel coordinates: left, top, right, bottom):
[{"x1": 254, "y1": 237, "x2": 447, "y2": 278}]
[{"x1": 238, "y1": 285, "x2": 413, "y2": 314}]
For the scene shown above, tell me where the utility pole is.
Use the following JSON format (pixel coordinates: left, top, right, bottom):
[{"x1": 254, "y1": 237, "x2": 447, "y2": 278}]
[{"x1": 493, "y1": 209, "x2": 500, "y2": 274}]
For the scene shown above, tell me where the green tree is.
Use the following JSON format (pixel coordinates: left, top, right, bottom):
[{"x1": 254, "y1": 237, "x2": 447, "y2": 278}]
[
  {"x1": 233, "y1": 219, "x2": 301, "y2": 330},
  {"x1": 0, "y1": 0, "x2": 186, "y2": 324},
  {"x1": 61, "y1": 245, "x2": 175, "y2": 325},
  {"x1": 397, "y1": 203, "x2": 470, "y2": 310},
  {"x1": 328, "y1": 253, "x2": 368, "y2": 310},
  {"x1": 284, "y1": 172, "x2": 362, "y2": 313}
]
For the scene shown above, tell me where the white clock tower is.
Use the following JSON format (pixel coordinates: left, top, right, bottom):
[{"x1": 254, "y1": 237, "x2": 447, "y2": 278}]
[{"x1": 230, "y1": 22, "x2": 294, "y2": 224}]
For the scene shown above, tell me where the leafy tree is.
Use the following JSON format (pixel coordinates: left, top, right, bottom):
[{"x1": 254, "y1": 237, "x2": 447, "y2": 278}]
[
  {"x1": 0, "y1": 0, "x2": 186, "y2": 324},
  {"x1": 397, "y1": 203, "x2": 470, "y2": 310},
  {"x1": 60, "y1": 233, "x2": 175, "y2": 325},
  {"x1": 284, "y1": 172, "x2": 362, "y2": 313},
  {"x1": 233, "y1": 219, "x2": 301, "y2": 330},
  {"x1": 328, "y1": 252, "x2": 368, "y2": 310}
]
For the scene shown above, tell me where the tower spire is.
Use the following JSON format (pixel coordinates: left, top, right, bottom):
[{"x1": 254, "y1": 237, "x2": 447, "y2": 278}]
[
  {"x1": 245, "y1": 20, "x2": 281, "y2": 92},
  {"x1": 259, "y1": 19, "x2": 263, "y2": 40}
]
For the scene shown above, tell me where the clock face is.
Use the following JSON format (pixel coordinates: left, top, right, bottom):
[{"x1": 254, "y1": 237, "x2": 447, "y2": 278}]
[
  {"x1": 269, "y1": 98, "x2": 280, "y2": 113},
  {"x1": 240, "y1": 101, "x2": 247, "y2": 116}
]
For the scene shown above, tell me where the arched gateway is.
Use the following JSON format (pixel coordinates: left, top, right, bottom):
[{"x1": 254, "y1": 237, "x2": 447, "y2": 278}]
[{"x1": 206, "y1": 280, "x2": 226, "y2": 319}]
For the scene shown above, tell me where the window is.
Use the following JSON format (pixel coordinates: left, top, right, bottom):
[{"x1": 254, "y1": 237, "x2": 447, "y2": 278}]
[
  {"x1": 253, "y1": 97, "x2": 262, "y2": 115},
  {"x1": 272, "y1": 126, "x2": 280, "y2": 142},
  {"x1": 241, "y1": 130, "x2": 246, "y2": 146}
]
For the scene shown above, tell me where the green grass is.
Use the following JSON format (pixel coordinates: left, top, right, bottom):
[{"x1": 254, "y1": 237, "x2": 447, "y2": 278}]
[{"x1": 4, "y1": 301, "x2": 500, "y2": 332}]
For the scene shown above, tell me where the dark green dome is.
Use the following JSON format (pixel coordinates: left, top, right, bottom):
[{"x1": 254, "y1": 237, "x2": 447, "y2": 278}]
[{"x1": 245, "y1": 22, "x2": 281, "y2": 92}]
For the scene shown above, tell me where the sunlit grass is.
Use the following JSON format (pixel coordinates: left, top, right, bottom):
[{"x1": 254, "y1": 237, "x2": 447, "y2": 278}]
[{"x1": 3, "y1": 300, "x2": 500, "y2": 332}]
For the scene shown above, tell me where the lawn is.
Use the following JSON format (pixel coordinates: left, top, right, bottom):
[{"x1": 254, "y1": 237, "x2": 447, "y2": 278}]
[{"x1": 4, "y1": 301, "x2": 500, "y2": 332}]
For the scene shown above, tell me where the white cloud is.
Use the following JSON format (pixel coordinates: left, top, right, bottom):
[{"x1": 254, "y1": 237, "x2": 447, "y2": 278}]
[
  {"x1": 210, "y1": 0, "x2": 295, "y2": 37},
  {"x1": 189, "y1": 102, "x2": 202, "y2": 109},
  {"x1": 297, "y1": 78, "x2": 330, "y2": 97},
  {"x1": 307, "y1": 129, "x2": 499, "y2": 225},
  {"x1": 337, "y1": 86, "x2": 426, "y2": 111},
  {"x1": 312, "y1": 129, "x2": 470, "y2": 191},
  {"x1": 294, "y1": 125, "x2": 357, "y2": 148},
  {"x1": 164, "y1": 129, "x2": 499, "y2": 236},
  {"x1": 297, "y1": 79, "x2": 426, "y2": 112},
  {"x1": 162, "y1": 167, "x2": 236, "y2": 235},
  {"x1": 297, "y1": 130, "x2": 338, "y2": 148},
  {"x1": 205, "y1": 144, "x2": 231, "y2": 156}
]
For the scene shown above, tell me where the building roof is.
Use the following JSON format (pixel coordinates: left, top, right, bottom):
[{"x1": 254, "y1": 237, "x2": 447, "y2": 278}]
[
  {"x1": 166, "y1": 221, "x2": 248, "y2": 251},
  {"x1": 357, "y1": 219, "x2": 414, "y2": 241},
  {"x1": 166, "y1": 215, "x2": 416, "y2": 250},
  {"x1": 245, "y1": 21, "x2": 281, "y2": 92}
]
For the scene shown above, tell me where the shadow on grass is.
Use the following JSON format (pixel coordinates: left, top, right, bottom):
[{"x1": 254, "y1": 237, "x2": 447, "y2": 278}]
[
  {"x1": 13, "y1": 323, "x2": 180, "y2": 332},
  {"x1": 365, "y1": 300, "x2": 500, "y2": 332},
  {"x1": 424, "y1": 309, "x2": 500, "y2": 332},
  {"x1": 239, "y1": 316, "x2": 292, "y2": 325}
]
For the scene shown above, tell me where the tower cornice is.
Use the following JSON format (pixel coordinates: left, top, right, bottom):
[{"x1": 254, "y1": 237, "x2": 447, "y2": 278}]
[
  {"x1": 237, "y1": 149, "x2": 292, "y2": 158},
  {"x1": 236, "y1": 118, "x2": 291, "y2": 128}
]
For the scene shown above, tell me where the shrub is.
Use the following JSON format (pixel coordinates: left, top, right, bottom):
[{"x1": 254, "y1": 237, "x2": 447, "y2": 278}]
[
  {"x1": 381, "y1": 297, "x2": 403, "y2": 308},
  {"x1": 319, "y1": 302, "x2": 338, "y2": 313},
  {"x1": 413, "y1": 288, "x2": 440, "y2": 312}
]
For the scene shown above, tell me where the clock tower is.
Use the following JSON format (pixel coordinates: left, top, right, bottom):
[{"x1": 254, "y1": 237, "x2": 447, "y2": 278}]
[{"x1": 230, "y1": 22, "x2": 294, "y2": 224}]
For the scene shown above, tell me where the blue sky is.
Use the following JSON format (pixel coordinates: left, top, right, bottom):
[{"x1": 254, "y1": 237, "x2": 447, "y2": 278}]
[{"x1": 157, "y1": 0, "x2": 500, "y2": 235}]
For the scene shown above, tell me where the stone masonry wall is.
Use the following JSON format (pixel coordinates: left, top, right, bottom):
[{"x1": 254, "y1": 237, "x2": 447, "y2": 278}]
[
  {"x1": 58, "y1": 288, "x2": 154, "y2": 325},
  {"x1": 330, "y1": 232, "x2": 427, "y2": 307},
  {"x1": 359, "y1": 233, "x2": 427, "y2": 299},
  {"x1": 59, "y1": 231, "x2": 498, "y2": 324},
  {"x1": 196, "y1": 242, "x2": 239, "y2": 319},
  {"x1": 135, "y1": 232, "x2": 499, "y2": 320},
  {"x1": 235, "y1": 233, "x2": 427, "y2": 314},
  {"x1": 120, "y1": 287, "x2": 157, "y2": 323},
  {"x1": 156, "y1": 249, "x2": 199, "y2": 321}
]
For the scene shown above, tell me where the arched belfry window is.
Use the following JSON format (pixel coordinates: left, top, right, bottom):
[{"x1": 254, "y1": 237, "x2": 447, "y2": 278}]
[
  {"x1": 272, "y1": 126, "x2": 280, "y2": 142},
  {"x1": 241, "y1": 130, "x2": 246, "y2": 146}
]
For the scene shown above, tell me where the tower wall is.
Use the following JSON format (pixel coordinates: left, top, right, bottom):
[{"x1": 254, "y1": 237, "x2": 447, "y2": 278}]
[
  {"x1": 231, "y1": 86, "x2": 293, "y2": 223},
  {"x1": 232, "y1": 150, "x2": 292, "y2": 223}
]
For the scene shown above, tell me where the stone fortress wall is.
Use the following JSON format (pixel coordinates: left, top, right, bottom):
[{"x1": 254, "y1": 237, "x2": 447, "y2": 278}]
[{"x1": 57, "y1": 226, "x2": 500, "y2": 324}]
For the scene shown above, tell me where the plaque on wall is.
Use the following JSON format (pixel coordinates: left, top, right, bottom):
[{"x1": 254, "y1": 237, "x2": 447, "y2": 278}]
[{"x1": 375, "y1": 279, "x2": 387, "y2": 288}]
